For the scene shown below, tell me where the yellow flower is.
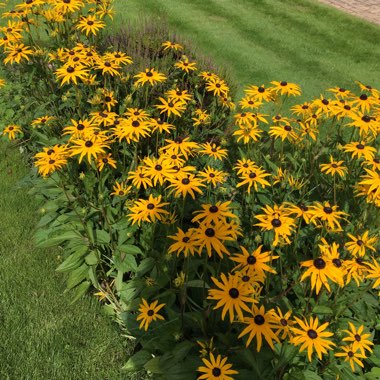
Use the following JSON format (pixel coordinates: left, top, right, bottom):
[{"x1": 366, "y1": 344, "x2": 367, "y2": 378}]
[
  {"x1": 4, "y1": 43, "x2": 33, "y2": 65},
  {"x1": 174, "y1": 57, "x2": 197, "y2": 73},
  {"x1": 345, "y1": 231, "x2": 377, "y2": 257},
  {"x1": 309, "y1": 201, "x2": 348, "y2": 231},
  {"x1": 136, "y1": 299, "x2": 165, "y2": 331},
  {"x1": 76, "y1": 15, "x2": 105, "y2": 36},
  {"x1": 342, "y1": 322, "x2": 373, "y2": 355},
  {"x1": 168, "y1": 228, "x2": 197, "y2": 257},
  {"x1": 155, "y1": 97, "x2": 186, "y2": 117},
  {"x1": 271, "y1": 80, "x2": 301, "y2": 96},
  {"x1": 134, "y1": 68, "x2": 166, "y2": 87},
  {"x1": 127, "y1": 195, "x2": 169, "y2": 225},
  {"x1": 161, "y1": 40, "x2": 183, "y2": 51},
  {"x1": 320, "y1": 155, "x2": 348, "y2": 177},
  {"x1": 198, "y1": 352, "x2": 238, "y2": 380},
  {"x1": 291, "y1": 316, "x2": 335, "y2": 361},
  {"x1": 343, "y1": 141, "x2": 377, "y2": 161},
  {"x1": 208, "y1": 273, "x2": 257, "y2": 322},
  {"x1": 198, "y1": 142, "x2": 228, "y2": 160},
  {"x1": 55, "y1": 64, "x2": 89, "y2": 86},
  {"x1": 238, "y1": 304, "x2": 280, "y2": 351},
  {"x1": 2, "y1": 124, "x2": 22, "y2": 140},
  {"x1": 335, "y1": 345, "x2": 366, "y2": 372}
]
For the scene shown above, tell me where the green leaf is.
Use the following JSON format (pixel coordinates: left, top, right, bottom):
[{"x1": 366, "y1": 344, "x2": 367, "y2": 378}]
[
  {"x1": 123, "y1": 350, "x2": 152, "y2": 372},
  {"x1": 312, "y1": 305, "x2": 333, "y2": 314},
  {"x1": 114, "y1": 252, "x2": 137, "y2": 273},
  {"x1": 144, "y1": 357, "x2": 164, "y2": 374},
  {"x1": 66, "y1": 264, "x2": 88, "y2": 290},
  {"x1": 85, "y1": 250, "x2": 99, "y2": 265},
  {"x1": 35, "y1": 231, "x2": 83, "y2": 248},
  {"x1": 119, "y1": 244, "x2": 142, "y2": 255},
  {"x1": 95, "y1": 229, "x2": 110, "y2": 244},
  {"x1": 70, "y1": 281, "x2": 91, "y2": 304},
  {"x1": 56, "y1": 246, "x2": 88, "y2": 273},
  {"x1": 186, "y1": 280, "x2": 209, "y2": 288}
]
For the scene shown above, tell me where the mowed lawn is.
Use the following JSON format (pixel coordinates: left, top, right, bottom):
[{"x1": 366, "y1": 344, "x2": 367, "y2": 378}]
[
  {"x1": 0, "y1": 143, "x2": 130, "y2": 380},
  {"x1": 116, "y1": 0, "x2": 380, "y2": 98}
]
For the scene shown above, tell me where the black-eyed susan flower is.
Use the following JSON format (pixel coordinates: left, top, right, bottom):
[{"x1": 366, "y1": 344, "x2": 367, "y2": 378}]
[
  {"x1": 148, "y1": 118, "x2": 174, "y2": 134},
  {"x1": 2, "y1": 124, "x2": 22, "y2": 140},
  {"x1": 291, "y1": 316, "x2": 335, "y2": 361},
  {"x1": 342, "y1": 323, "x2": 373, "y2": 355},
  {"x1": 269, "y1": 123, "x2": 298, "y2": 142},
  {"x1": 104, "y1": 51, "x2": 132, "y2": 66},
  {"x1": 199, "y1": 142, "x2": 228, "y2": 160},
  {"x1": 255, "y1": 204, "x2": 295, "y2": 246},
  {"x1": 199, "y1": 167, "x2": 227, "y2": 187},
  {"x1": 55, "y1": 64, "x2": 89, "y2": 86},
  {"x1": 327, "y1": 86, "x2": 353, "y2": 99},
  {"x1": 344, "y1": 257, "x2": 370, "y2": 286},
  {"x1": 298, "y1": 122, "x2": 318, "y2": 141},
  {"x1": 193, "y1": 221, "x2": 236, "y2": 258},
  {"x1": 285, "y1": 202, "x2": 313, "y2": 225},
  {"x1": 76, "y1": 15, "x2": 105, "y2": 36},
  {"x1": 63, "y1": 118, "x2": 97, "y2": 140},
  {"x1": 54, "y1": 0, "x2": 84, "y2": 13},
  {"x1": 237, "y1": 167, "x2": 271, "y2": 193},
  {"x1": 366, "y1": 259, "x2": 380, "y2": 289},
  {"x1": 112, "y1": 118, "x2": 151, "y2": 143},
  {"x1": 128, "y1": 195, "x2": 169, "y2": 225},
  {"x1": 161, "y1": 40, "x2": 183, "y2": 51},
  {"x1": 343, "y1": 141, "x2": 377, "y2": 161},
  {"x1": 335, "y1": 345, "x2": 366, "y2": 372},
  {"x1": 291, "y1": 102, "x2": 312, "y2": 116},
  {"x1": 231, "y1": 245, "x2": 277, "y2": 280},
  {"x1": 363, "y1": 157, "x2": 380, "y2": 171},
  {"x1": 136, "y1": 299, "x2": 165, "y2": 331},
  {"x1": 351, "y1": 93, "x2": 376, "y2": 113},
  {"x1": 345, "y1": 231, "x2": 377, "y2": 257},
  {"x1": 3, "y1": 43, "x2": 33, "y2": 64},
  {"x1": 31, "y1": 116, "x2": 55, "y2": 128},
  {"x1": 271, "y1": 81, "x2": 301, "y2": 97},
  {"x1": 358, "y1": 169, "x2": 380, "y2": 198},
  {"x1": 208, "y1": 273, "x2": 256, "y2": 322},
  {"x1": 197, "y1": 337, "x2": 215, "y2": 358},
  {"x1": 69, "y1": 136, "x2": 109, "y2": 164},
  {"x1": 233, "y1": 123, "x2": 263, "y2": 144},
  {"x1": 0, "y1": 78, "x2": 5, "y2": 87},
  {"x1": 142, "y1": 156, "x2": 176, "y2": 186},
  {"x1": 192, "y1": 108, "x2": 210, "y2": 127},
  {"x1": 96, "y1": 153, "x2": 116, "y2": 172},
  {"x1": 206, "y1": 77, "x2": 229, "y2": 97},
  {"x1": 192, "y1": 201, "x2": 237, "y2": 224},
  {"x1": 168, "y1": 228, "x2": 197, "y2": 257},
  {"x1": 309, "y1": 201, "x2": 348, "y2": 231},
  {"x1": 239, "y1": 96, "x2": 262, "y2": 110},
  {"x1": 347, "y1": 112, "x2": 379, "y2": 137},
  {"x1": 238, "y1": 304, "x2": 280, "y2": 350},
  {"x1": 127, "y1": 166, "x2": 152, "y2": 190},
  {"x1": 166, "y1": 88, "x2": 192, "y2": 103},
  {"x1": 300, "y1": 255, "x2": 344, "y2": 294},
  {"x1": 162, "y1": 137, "x2": 198, "y2": 160},
  {"x1": 95, "y1": 59, "x2": 121, "y2": 76},
  {"x1": 134, "y1": 68, "x2": 166, "y2": 87},
  {"x1": 234, "y1": 158, "x2": 257, "y2": 175},
  {"x1": 273, "y1": 308, "x2": 293, "y2": 340},
  {"x1": 90, "y1": 110, "x2": 118, "y2": 127},
  {"x1": 34, "y1": 145, "x2": 68, "y2": 177},
  {"x1": 168, "y1": 173, "x2": 205, "y2": 199},
  {"x1": 244, "y1": 84, "x2": 274, "y2": 102},
  {"x1": 155, "y1": 97, "x2": 186, "y2": 117},
  {"x1": 320, "y1": 156, "x2": 348, "y2": 177},
  {"x1": 174, "y1": 57, "x2": 197, "y2": 73},
  {"x1": 111, "y1": 181, "x2": 131, "y2": 197},
  {"x1": 197, "y1": 352, "x2": 238, "y2": 380}
]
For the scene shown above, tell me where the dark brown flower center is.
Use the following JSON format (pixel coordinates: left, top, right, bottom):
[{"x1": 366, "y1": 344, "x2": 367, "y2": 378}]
[
  {"x1": 284, "y1": 125, "x2": 292, "y2": 131},
  {"x1": 332, "y1": 258, "x2": 342, "y2": 268},
  {"x1": 271, "y1": 218, "x2": 281, "y2": 228},
  {"x1": 249, "y1": 172, "x2": 257, "y2": 179},
  {"x1": 254, "y1": 315, "x2": 265, "y2": 325},
  {"x1": 307, "y1": 329, "x2": 318, "y2": 339},
  {"x1": 356, "y1": 143, "x2": 365, "y2": 150},
  {"x1": 147, "y1": 203, "x2": 155, "y2": 210},
  {"x1": 132, "y1": 120, "x2": 140, "y2": 128},
  {"x1": 348, "y1": 351, "x2": 354, "y2": 358},
  {"x1": 362, "y1": 115, "x2": 371, "y2": 123},
  {"x1": 66, "y1": 66, "x2": 75, "y2": 73},
  {"x1": 181, "y1": 178, "x2": 190, "y2": 185},
  {"x1": 182, "y1": 236, "x2": 190, "y2": 243},
  {"x1": 205, "y1": 228, "x2": 215, "y2": 237},
  {"x1": 85, "y1": 141, "x2": 93, "y2": 148},
  {"x1": 313, "y1": 258, "x2": 326, "y2": 269},
  {"x1": 280, "y1": 318, "x2": 288, "y2": 326},
  {"x1": 147, "y1": 309, "x2": 154, "y2": 316},
  {"x1": 229, "y1": 288, "x2": 239, "y2": 299},
  {"x1": 322, "y1": 99, "x2": 329, "y2": 105},
  {"x1": 323, "y1": 206, "x2": 333, "y2": 214},
  {"x1": 356, "y1": 239, "x2": 363, "y2": 246},
  {"x1": 355, "y1": 334, "x2": 361, "y2": 342},
  {"x1": 154, "y1": 164, "x2": 162, "y2": 171},
  {"x1": 48, "y1": 159, "x2": 55, "y2": 165},
  {"x1": 209, "y1": 205, "x2": 218, "y2": 213},
  {"x1": 280, "y1": 81, "x2": 287, "y2": 86},
  {"x1": 77, "y1": 123, "x2": 85, "y2": 130},
  {"x1": 258, "y1": 87, "x2": 265, "y2": 93},
  {"x1": 212, "y1": 368, "x2": 221, "y2": 377},
  {"x1": 247, "y1": 255, "x2": 256, "y2": 265},
  {"x1": 360, "y1": 94, "x2": 368, "y2": 101}
]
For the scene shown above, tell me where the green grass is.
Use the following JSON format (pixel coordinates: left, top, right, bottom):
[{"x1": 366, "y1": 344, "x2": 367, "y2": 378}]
[
  {"x1": 116, "y1": 0, "x2": 380, "y2": 98},
  {"x1": 0, "y1": 142, "x2": 132, "y2": 380}
]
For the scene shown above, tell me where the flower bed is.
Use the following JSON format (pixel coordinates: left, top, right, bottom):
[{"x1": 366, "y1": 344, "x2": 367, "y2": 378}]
[{"x1": 1, "y1": 1, "x2": 380, "y2": 379}]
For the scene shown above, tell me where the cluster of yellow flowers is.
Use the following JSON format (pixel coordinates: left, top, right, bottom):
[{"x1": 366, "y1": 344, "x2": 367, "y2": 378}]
[{"x1": 1, "y1": 0, "x2": 380, "y2": 378}]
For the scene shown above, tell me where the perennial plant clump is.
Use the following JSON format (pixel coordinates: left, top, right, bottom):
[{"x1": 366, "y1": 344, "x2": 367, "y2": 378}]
[{"x1": 0, "y1": 0, "x2": 380, "y2": 379}]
